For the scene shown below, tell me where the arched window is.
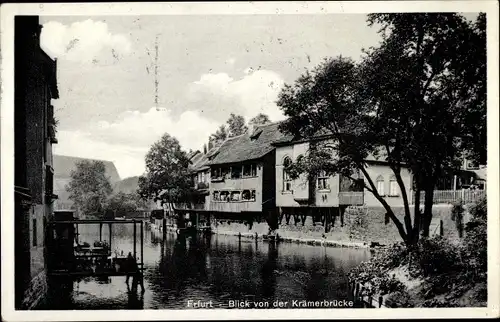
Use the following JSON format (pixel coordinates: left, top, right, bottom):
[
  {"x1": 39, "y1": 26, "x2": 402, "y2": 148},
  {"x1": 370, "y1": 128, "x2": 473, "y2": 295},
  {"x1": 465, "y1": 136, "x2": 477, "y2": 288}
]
[
  {"x1": 376, "y1": 175, "x2": 385, "y2": 196},
  {"x1": 283, "y1": 156, "x2": 292, "y2": 192},
  {"x1": 389, "y1": 175, "x2": 399, "y2": 196}
]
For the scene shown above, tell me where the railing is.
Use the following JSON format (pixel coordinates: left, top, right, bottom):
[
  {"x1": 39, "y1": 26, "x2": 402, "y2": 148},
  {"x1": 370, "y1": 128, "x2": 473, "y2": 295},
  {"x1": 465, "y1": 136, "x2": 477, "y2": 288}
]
[
  {"x1": 338, "y1": 192, "x2": 364, "y2": 206},
  {"x1": 411, "y1": 189, "x2": 486, "y2": 204},
  {"x1": 173, "y1": 203, "x2": 206, "y2": 210}
]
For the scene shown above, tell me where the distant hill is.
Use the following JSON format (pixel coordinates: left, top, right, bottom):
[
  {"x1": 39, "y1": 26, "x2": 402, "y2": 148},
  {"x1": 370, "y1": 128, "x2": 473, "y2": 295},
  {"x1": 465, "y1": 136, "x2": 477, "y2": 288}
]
[
  {"x1": 53, "y1": 155, "x2": 121, "y2": 209},
  {"x1": 113, "y1": 176, "x2": 140, "y2": 195}
]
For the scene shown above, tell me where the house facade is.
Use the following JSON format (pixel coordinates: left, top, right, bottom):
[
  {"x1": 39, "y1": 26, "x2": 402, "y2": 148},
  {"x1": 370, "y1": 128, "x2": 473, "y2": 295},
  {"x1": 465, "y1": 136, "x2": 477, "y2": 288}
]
[
  {"x1": 14, "y1": 16, "x2": 60, "y2": 309},
  {"x1": 274, "y1": 137, "x2": 413, "y2": 222},
  {"x1": 205, "y1": 123, "x2": 287, "y2": 217}
]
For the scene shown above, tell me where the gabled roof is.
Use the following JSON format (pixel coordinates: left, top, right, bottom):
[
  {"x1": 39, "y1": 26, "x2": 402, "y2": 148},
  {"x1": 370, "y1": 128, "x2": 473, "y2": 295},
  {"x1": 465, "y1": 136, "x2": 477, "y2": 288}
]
[
  {"x1": 207, "y1": 122, "x2": 292, "y2": 166},
  {"x1": 188, "y1": 146, "x2": 220, "y2": 173},
  {"x1": 53, "y1": 155, "x2": 121, "y2": 183}
]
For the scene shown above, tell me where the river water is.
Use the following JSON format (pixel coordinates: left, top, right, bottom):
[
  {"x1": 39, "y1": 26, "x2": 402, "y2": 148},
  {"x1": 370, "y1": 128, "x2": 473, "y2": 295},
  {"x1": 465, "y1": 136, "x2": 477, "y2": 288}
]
[{"x1": 38, "y1": 224, "x2": 370, "y2": 310}]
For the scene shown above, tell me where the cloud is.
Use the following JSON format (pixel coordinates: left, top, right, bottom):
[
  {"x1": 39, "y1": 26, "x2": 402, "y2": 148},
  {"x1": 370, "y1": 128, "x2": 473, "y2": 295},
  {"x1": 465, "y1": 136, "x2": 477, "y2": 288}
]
[
  {"x1": 40, "y1": 19, "x2": 131, "y2": 63},
  {"x1": 226, "y1": 58, "x2": 236, "y2": 66},
  {"x1": 56, "y1": 108, "x2": 220, "y2": 178},
  {"x1": 54, "y1": 130, "x2": 147, "y2": 179},
  {"x1": 187, "y1": 68, "x2": 287, "y2": 123}
]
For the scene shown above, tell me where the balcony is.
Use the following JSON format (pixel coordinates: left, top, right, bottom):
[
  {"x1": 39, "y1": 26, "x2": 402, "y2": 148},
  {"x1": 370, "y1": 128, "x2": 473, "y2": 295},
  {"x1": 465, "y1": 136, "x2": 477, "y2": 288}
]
[
  {"x1": 196, "y1": 182, "x2": 209, "y2": 190},
  {"x1": 338, "y1": 192, "x2": 364, "y2": 206},
  {"x1": 173, "y1": 203, "x2": 206, "y2": 211}
]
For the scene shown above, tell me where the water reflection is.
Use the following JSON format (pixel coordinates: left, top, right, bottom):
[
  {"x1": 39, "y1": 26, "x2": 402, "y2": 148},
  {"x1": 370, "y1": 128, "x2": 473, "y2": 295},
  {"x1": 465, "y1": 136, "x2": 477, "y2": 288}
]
[{"x1": 38, "y1": 225, "x2": 369, "y2": 310}]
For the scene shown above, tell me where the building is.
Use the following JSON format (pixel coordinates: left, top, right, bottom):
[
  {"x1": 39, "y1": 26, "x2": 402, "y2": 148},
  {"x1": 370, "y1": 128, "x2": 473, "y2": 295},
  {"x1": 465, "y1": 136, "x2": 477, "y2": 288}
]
[
  {"x1": 14, "y1": 16, "x2": 59, "y2": 309},
  {"x1": 205, "y1": 123, "x2": 288, "y2": 224},
  {"x1": 273, "y1": 135, "x2": 413, "y2": 230},
  {"x1": 53, "y1": 155, "x2": 121, "y2": 211}
]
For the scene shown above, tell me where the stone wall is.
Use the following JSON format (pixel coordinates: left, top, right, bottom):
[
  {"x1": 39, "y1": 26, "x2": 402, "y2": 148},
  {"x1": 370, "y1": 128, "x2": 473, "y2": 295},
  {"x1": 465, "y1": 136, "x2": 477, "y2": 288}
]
[
  {"x1": 207, "y1": 205, "x2": 459, "y2": 246},
  {"x1": 21, "y1": 271, "x2": 47, "y2": 309}
]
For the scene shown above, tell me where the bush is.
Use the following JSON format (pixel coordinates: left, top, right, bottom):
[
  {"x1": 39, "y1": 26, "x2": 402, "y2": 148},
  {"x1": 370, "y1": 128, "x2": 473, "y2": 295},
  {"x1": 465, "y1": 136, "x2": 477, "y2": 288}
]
[
  {"x1": 385, "y1": 290, "x2": 415, "y2": 307},
  {"x1": 461, "y1": 197, "x2": 487, "y2": 283},
  {"x1": 414, "y1": 236, "x2": 462, "y2": 277}
]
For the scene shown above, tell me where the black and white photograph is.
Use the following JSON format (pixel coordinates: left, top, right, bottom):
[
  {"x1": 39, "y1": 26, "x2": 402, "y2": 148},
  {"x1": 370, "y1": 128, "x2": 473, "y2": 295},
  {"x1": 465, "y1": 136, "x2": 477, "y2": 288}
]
[{"x1": 1, "y1": 1, "x2": 499, "y2": 320}]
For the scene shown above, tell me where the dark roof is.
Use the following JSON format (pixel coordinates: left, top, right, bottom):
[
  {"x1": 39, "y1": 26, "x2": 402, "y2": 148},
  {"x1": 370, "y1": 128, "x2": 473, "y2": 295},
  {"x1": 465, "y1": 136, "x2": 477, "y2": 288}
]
[
  {"x1": 208, "y1": 122, "x2": 292, "y2": 165},
  {"x1": 189, "y1": 146, "x2": 220, "y2": 172},
  {"x1": 187, "y1": 150, "x2": 201, "y2": 161}
]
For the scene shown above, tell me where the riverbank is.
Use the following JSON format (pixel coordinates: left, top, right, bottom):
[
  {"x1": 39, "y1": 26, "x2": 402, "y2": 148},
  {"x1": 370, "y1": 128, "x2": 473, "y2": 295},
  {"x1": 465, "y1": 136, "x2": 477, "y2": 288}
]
[
  {"x1": 348, "y1": 199, "x2": 487, "y2": 308},
  {"x1": 151, "y1": 205, "x2": 456, "y2": 250}
]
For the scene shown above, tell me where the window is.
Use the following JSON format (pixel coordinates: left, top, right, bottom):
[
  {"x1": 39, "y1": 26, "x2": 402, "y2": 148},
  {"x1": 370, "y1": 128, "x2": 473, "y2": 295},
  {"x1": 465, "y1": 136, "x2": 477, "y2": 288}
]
[
  {"x1": 231, "y1": 166, "x2": 242, "y2": 179},
  {"x1": 211, "y1": 167, "x2": 227, "y2": 180},
  {"x1": 242, "y1": 190, "x2": 251, "y2": 201},
  {"x1": 220, "y1": 191, "x2": 229, "y2": 202},
  {"x1": 241, "y1": 190, "x2": 256, "y2": 201},
  {"x1": 376, "y1": 176, "x2": 385, "y2": 196},
  {"x1": 32, "y1": 218, "x2": 37, "y2": 247},
  {"x1": 389, "y1": 176, "x2": 399, "y2": 196},
  {"x1": 211, "y1": 168, "x2": 221, "y2": 179},
  {"x1": 317, "y1": 170, "x2": 330, "y2": 190},
  {"x1": 283, "y1": 157, "x2": 292, "y2": 192},
  {"x1": 231, "y1": 191, "x2": 241, "y2": 201},
  {"x1": 213, "y1": 191, "x2": 220, "y2": 201},
  {"x1": 243, "y1": 163, "x2": 257, "y2": 177}
]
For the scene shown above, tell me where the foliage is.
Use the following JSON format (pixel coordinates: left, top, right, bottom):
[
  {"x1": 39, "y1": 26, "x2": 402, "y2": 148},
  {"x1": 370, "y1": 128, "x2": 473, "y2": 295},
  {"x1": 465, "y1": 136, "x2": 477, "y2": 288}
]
[
  {"x1": 451, "y1": 200, "x2": 465, "y2": 237},
  {"x1": 276, "y1": 13, "x2": 486, "y2": 246},
  {"x1": 66, "y1": 160, "x2": 113, "y2": 217},
  {"x1": 209, "y1": 125, "x2": 228, "y2": 148},
  {"x1": 462, "y1": 197, "x2": 487, "y2": 282},
  {"x1": 226, "y1": 113, "x2": 248, "y2": 137},
  {"x1": 350, "y1": 198, "x2": 487, "y2": 307},
  {"x1": 106, "y1": 192, "x2": 147, "y2": 215},
  {"x1": 249, "y1": 113, "x2": 271, "y2": 127},
  {"x1": 385, "y1": 291, "x2": 415, "y2": 308},
  {"x1": 138, "y1": 133, "x2": 194, "y2": 205},
  {"x1": 414, "y1": 236, "x2": 462, "y2": 277}
]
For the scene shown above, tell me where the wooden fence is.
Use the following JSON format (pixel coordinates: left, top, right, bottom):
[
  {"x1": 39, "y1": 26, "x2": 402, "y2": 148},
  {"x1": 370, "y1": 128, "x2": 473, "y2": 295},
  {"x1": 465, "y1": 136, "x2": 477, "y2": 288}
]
[{"x1": 411, "y1": 189, "x2": 485, "y2": 205}]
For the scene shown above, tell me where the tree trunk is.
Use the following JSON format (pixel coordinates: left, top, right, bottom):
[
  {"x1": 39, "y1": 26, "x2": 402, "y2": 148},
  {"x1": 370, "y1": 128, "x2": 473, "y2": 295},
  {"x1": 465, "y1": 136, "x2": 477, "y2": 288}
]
[
  {"x1": 393, "y1": 168, "x2": 413, "y2": 242},
  {"x1": 412, "y1": 187, "x2": 422, "y2": 244}
]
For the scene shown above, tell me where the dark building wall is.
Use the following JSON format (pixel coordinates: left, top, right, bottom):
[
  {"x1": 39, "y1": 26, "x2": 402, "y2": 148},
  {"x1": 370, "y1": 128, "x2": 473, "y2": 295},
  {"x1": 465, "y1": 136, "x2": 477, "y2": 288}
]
[{"x1": 14, "y1": 15, "x2": 59, "y2": 310}]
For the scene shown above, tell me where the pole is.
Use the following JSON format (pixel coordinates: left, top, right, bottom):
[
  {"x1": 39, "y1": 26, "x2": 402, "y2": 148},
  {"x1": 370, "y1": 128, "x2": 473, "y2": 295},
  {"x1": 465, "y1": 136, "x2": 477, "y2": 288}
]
[
  {"x1": 140, "y1": 220, "x2": 144, "y2": 269},
  {"x1": 99, "y1": 223, "x2": 103, "y2": 241},
  {"x1": 163, "y1": 207, "x2": 167, "y2": 241},
  {"x1": 109, "y1": 223, "x2": 112, "y2": 255},
  {"x1": 133, "y1": 220, "x2": 137, "y2": 259}
]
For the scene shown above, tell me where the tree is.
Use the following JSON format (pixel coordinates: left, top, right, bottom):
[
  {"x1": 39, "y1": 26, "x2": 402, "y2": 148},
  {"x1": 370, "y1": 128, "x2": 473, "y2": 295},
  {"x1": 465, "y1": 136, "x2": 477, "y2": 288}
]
[
  {"x1": 249, "y1": 113, "x2": 271, "y2": 127},
  {"x1": 363, "y1": 13, "x2": 486, "y2": 238},
  {"x1": 276, "y1": 13, "x2": 486, "y2": 246},
  {"x1": 138, "y1": 133, "x2": 194, "y2": 209},
  {"x1": 226, "y1": 113, "x2": 248, "y2": 137},
  {"x1": 66, "y1": 160, "x2": 113, "y2": 218},
  {"x1": 209, "y1": 125, "x2": 228, "y2": 147},
  {"x1": 106, "y1": 192, "x2": 147, "y2": 216}
]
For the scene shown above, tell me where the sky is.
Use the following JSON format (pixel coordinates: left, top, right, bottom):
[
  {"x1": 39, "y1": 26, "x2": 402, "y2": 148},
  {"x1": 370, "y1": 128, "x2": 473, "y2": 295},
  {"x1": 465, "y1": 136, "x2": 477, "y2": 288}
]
[{"x1": 38, "y1": 14, "x2": 395, "y2": 179}]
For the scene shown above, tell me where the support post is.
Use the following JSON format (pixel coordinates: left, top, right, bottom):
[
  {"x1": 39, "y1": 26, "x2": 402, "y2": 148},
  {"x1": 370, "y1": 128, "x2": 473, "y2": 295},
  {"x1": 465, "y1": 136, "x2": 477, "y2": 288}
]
[
  {"x1": 140, "y1": 220, "x2": 144, "y2": 271},
  {"x1": 133, "y1": 220, "x2": 137, "y2": 259},
  {"x1": 109, "y1": 223, "x2": 112, "y2": 254},
  {"x1": 162, "y1": 207, "x2": 167, "y2": 241},
  {"x1": 99, "y1": 223, "x2": 103, "y2": 241}
]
